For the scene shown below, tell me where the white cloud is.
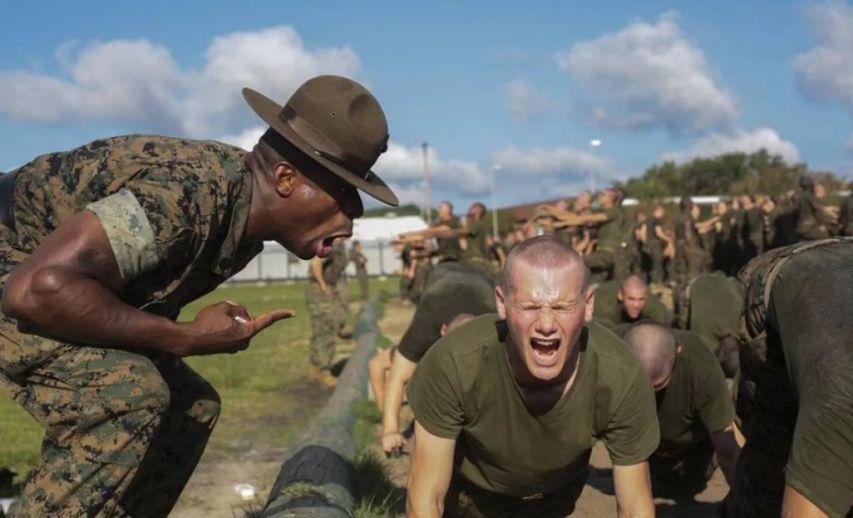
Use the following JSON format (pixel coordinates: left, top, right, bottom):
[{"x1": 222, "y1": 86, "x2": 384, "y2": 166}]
[
  {"x1": 491, "y1": 145, "x2": 612, "y2": 176},
  {"x1": 555, "y1": 11, "x2": 738, "y2": 134},
  {"x1": 0, "y1": 27, "x2": 360, "y2": 137},
  {"x1": 793, "y1": 2, "x2": 853, "y2": 109},
  {"x1": 373, "y1": 141, "x2": 490, "y2": 196},
  {"x1": 504, "y1": 79, "x2": 550, "y2": 123},
  {"x1": 663, "y1": 127, "x2": 800, "y2": 163},
  {"x1": 218, "y1": 125, "x2": 266, "y2": 151}
]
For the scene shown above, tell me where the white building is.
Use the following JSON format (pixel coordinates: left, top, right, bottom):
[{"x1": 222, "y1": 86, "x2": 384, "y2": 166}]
[{"x1": 229, "y1": 214, "x2": 428, "y2": 282}]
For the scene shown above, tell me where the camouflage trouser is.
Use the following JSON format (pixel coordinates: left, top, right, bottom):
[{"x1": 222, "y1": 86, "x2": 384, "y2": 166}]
[
  {"x1": 0, "y1": 345, "x2": 219, "y2": 518},
  {"x1": 584, "y1": 247, "x2": 630, "y2": 282},
  {"x1": 446, "y1": 475, "x2": 581, "y2": 518},
  {"x1": 410, "y1": 262, "x2": 431, "y2": 304},
  {"x1": 675, "y1": 245, "x2": 710, "y2": 286},
  {"x1": 335, "y1": 277, "x2": 348, "y2": 329},
  {"x1": 355, "y1": 269, "x2": 369, "y2": 300},
  {"x1": 305, "y1": 284, "x2": 337, "y2": 369}
]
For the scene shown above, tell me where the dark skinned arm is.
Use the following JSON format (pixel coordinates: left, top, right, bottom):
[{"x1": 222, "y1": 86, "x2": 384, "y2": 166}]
[{"x1": 2, "y1": 211, "x2": 292, "y2": 357}]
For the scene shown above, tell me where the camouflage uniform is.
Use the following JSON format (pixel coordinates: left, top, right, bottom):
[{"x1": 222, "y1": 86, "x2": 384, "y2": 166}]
[
  {"x1": 585, "y1": 206, "x2": 630, "y2": 282},
  {"x1": 306, "y1": 246, "x2": 347, "y2": 370},
  {"x1": 0, "y1": 135, "x2": 261, "y2": 517},
  {"x1": 674, "y1": 212, "x2": 710, "y2": 286},
  {"x1": 839, "y1": 192, "x2": 853, "y2": 237},
  {"x1": 643, "y1": 217, "x2": 666, "y2": 284},
  {"x1": 330, "y1": 240, "x2": 349, "y2": 328},
  {"x1": 350, "y1": 248, "x2": 369, "y2": 300},
  {"x1": 730, "y1": 239, "x2": 853, "y2": 517},
  {"x1": 795, "y1": 191, "x2": 831, "y2": 241}
]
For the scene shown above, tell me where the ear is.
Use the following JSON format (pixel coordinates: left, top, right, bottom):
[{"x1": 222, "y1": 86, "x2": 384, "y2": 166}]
[
  {"x1": 584, "y1": 287, "x2": 595, "y2": 322},
  {"x1": 440, "y1": 323, "x2": 448, "y2": 337},
  {"x1": 272, "y1": 162, "x2": 297, "y2": 197},
  {"x1": 617, "y1": 289, "x2": 623, "y2": 302},
  {"x1": 675, "y1": 343, "x2": 683, "y2": 356},
  {"x1": 496, "y1": 286, "x2": 507, "y2": 320}
]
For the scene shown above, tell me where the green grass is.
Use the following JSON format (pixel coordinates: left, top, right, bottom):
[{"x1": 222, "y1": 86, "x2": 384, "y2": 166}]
[{"x1": 0, "y1": 276, "x2": 399, "y2": 493}]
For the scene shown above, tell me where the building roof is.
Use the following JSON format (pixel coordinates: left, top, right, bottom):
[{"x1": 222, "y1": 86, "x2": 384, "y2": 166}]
[{"x1": 352, "y1": 215, "x2": 429, "y2": 242}]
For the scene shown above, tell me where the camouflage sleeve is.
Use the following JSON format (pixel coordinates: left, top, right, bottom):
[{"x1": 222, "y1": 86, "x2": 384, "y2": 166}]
[{"x1": 86, "y1": 189, "x2": 161, "y2": 281}]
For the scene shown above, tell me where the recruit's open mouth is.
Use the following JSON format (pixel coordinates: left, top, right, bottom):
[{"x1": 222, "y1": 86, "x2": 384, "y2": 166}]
[{"x1": 530, "y1": 337, "x2": 561, "y2": 367}]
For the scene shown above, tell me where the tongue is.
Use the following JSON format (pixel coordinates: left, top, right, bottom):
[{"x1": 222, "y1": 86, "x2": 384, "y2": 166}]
[
  {"x1": 317, "y1": 239, "x2": 334, "y2": 257},
  {"x1": 531, "y1": 342, "x2": 558, "y2": 366}
]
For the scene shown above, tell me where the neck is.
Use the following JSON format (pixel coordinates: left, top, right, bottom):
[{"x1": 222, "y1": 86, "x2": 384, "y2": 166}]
[{"x1": 242, "y1": 152, "x2": 268, "y2": 245}]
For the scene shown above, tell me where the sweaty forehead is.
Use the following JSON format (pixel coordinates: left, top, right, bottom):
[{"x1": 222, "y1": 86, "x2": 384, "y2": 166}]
[{"x1": 509, "y1": 261, "x2": 581, "y2": 300}]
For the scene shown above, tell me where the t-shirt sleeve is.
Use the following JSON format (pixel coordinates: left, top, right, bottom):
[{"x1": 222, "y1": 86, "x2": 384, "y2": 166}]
[
  {"x1": 694, "y1": 357, "x2": 735, "y2": 435},
  {"x1": 396, "y1": 304, "x2": 442, "y2": 363},
  {"x1": 86, "y1": 169, "x2": 212, "y2": 282},
  {"x1": 785, "y1": 395, "x2": 853, "y2": 516},
  {"x1": 406, "y1": 341, "x2": 466, "y2": 439},
  {"x1": 601, "y1": 369, "x2": 660, "y2": 466}
]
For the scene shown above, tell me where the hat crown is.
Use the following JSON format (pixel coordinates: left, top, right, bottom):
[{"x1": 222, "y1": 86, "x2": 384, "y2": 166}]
[{"x1": 284, "y1": 75, "x2": 388, "y2": 166}]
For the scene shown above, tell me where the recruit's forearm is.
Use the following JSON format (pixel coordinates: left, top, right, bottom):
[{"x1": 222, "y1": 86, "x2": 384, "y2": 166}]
[
  {"x1": 382, "y1": 355, "x2": 417, "y2": 433},
  {"x1": 3, "y1": 265, "x2": 188, "y2": 354}
]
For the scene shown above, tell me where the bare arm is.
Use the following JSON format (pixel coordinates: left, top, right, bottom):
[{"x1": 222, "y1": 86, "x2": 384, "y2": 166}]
[
  {"x1": 2, "y1": 211, "x2": 292, "y2": 356},
  {"x1": 710, "y1": 422, "x2": 745, "y2": 486},
  {"x1": 310, "y1": 257, "x2": 329, "y2": 293},
  {"x1": 381, "y1": 352, "x2": 419, "y2": 454},
  {"x1": 406, "y1": 422, "x2": 456, "y2": 518},
  {"x1": 612, "y1": 462, "x2": 655, "y2": 518},
  {"x1": 782, "y1": 485, "x2": 829, "y2": 518}
]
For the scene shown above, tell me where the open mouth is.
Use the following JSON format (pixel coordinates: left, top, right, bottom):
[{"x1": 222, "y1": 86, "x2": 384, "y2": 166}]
[
  {"x1": 316, "y1": 232, "x2": 352, "y2": 258},
  {"x1": 530, "y1": 337, "x2": 561, "y2": 367}
]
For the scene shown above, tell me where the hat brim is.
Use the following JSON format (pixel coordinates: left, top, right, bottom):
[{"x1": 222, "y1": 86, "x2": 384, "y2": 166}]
[{"x1": 242, "y1": 88, "x2": 399, "y2": 207}]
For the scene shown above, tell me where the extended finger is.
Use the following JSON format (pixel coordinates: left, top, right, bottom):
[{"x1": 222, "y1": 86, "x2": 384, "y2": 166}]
[{"x1": 251, "y1": 308, "x2": 296, "y2": 333}]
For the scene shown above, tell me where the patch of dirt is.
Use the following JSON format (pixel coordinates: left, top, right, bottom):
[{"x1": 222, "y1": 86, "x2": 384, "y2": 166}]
[
  {"x1": 170, "y1": 377, "x2": 333, "y2": 517},
  {"x1": 378, "y1": 298, "x2": 416, "y2": 346}
]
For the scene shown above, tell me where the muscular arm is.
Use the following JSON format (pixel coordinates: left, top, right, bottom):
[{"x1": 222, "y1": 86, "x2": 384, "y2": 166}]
[
  {"x1": 2, "y1": 211, "x2": 191, "y2": 353},
  {"x1": 381, "y1": 352, "x2": 419, "y2": 452},
  {"x1": 711, "y1": 422, "x2": 745, "y2": 486},
  {"x1": 2, "y1": 211, "x2": 291, "y2": 356},
  {"x1": 612, "y1": 462, "x2": 655, "y2": 518},
  {"x1": 406, "y1": 422, "x2": 456, "y2": 518}
]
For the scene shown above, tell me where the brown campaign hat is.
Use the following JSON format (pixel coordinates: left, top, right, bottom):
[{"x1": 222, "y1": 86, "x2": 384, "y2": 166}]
[{"x1": 243, "y1": 75, "x2": 399, "y2": 206}]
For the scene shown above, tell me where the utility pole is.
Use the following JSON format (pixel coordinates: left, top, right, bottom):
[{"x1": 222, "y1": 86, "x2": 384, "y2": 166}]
[
  {"x1": 422, "y1": 142, "x2": 431, "y2": 224},
  {"x1": 589, "y1": 139, "x2": 602, "y2": 192},
  {"x1": 491, "y1": 164, "x2": 501, "y2": 238}
]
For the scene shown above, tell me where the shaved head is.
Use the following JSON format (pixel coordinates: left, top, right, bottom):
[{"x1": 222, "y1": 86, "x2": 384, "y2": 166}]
[
  {"x1": 447, "y1": 313, "x2": 475, "y2": 332},
  {"x1": 501, "y1": 235, "x2": 590, "y2": 295},
  {"x1": 618, "y1": 275, "x2": 649, "y2": 320},
  {"x1": 623, "y1": 323, "x2": 678, "y2": 389},
  {"x1": 621, "y1": 275, "x2": 647, "y2": 293}
]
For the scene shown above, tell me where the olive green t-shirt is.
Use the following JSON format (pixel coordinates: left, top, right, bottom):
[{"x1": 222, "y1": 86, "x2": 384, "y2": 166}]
[
  {"x1": 396, "y1": 262, "x2": 496, "y2": 363},
  {"x1": 408, "y1": 316, "x2": 660, "y2": 497},
  {"x1": 655, "y1": 330, "x2": 735, "y2": 457},
  {"x1": 463, "y1": 218, "x2": 489, "y2": 260},
  {"x1": 592, "y1": 280, "x2": 672, "y2": 329},
  {"x1": 596, "y1": 207, "x2": 626, "y2": 249},
  {"x1": 435, "y1": 216, "x2": 462, "y2": 262},
  {"x1": 767, "y1": 242, "x2": 853, "y2": 517},
  {"x1": 685, "y1": 272, "x2": 742, "y2": 349}
]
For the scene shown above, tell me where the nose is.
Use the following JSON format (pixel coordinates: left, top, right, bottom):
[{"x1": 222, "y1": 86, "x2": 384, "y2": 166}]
[{"x1": 535, "y1": 308, "x2": 558, "y2": 336}]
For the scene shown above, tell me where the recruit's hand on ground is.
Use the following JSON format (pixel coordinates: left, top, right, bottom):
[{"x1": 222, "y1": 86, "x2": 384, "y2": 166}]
[
  {"x1": 381, "y1": 431, "x2": 407, "y2": 457},
  {"x1": 178, "y1": 300, "x2": 294, "y2": 356}
]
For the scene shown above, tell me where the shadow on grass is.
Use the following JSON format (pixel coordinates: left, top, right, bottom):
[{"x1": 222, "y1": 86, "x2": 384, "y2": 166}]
[{"x1": 352, "y1": 451, "x2": 406, "y2": 518}]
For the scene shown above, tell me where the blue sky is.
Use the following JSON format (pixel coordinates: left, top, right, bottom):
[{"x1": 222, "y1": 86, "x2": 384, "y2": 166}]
[{"x1": 1, "y1": 1, "x2": 851, "y2": 208}]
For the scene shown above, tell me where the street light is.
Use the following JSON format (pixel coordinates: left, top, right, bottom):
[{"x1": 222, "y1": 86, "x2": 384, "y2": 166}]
[
  {"x1": 491, "y1": 164, "x2": 502, "y2": 238},
  {"x1": 589, "y1": 139, "x2": 602, "y2": 192}
]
